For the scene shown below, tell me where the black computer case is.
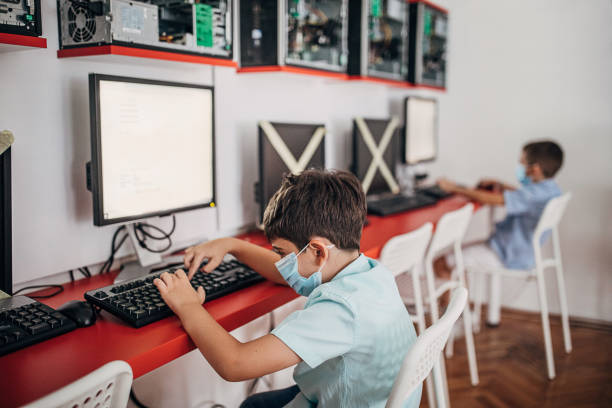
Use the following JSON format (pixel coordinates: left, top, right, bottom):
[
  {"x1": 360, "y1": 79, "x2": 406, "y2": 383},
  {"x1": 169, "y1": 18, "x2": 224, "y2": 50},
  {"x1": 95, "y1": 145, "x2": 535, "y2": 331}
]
[
  {"x1": 347, "y1": 0, "x2": 409, "y2": 82},
  {"x1": 239, "y1": 0, "x2": 349, "y2": 73},
  {"x1": 408, "y1": 0, "x2": 447, "y2": 88}
]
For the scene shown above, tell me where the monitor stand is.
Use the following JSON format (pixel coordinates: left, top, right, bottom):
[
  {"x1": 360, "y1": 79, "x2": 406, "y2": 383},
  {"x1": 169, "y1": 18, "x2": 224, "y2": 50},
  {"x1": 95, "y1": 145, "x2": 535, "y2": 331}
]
[{"x1": 113, "y1": 223, "x2": 185, "y2": 284}]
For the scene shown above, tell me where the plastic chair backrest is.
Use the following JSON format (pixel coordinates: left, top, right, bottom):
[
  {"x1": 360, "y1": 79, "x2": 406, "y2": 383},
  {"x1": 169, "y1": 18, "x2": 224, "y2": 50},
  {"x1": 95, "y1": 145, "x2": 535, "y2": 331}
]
[
  {"x1": 380, "y1": 223, "x2": 433, "y2": 277},
  {"x1": 23, "y1": 360, "x2": 133, "y2": 408},
  {"x1": 426, "y1": 203, "x2": 474, "y2": 260},
  {"x1": 533, "y1": 192, "x2": 571, "y2": 244},
  {"x1": 386, "y1": 287, "x2": 468, "y2": 408}
]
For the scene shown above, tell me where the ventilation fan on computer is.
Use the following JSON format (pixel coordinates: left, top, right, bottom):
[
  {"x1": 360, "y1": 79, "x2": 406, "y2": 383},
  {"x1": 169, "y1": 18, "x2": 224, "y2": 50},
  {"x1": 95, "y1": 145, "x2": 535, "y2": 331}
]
[{"x1": 67, "y1": 2, "x2": 97, "y2": 42}]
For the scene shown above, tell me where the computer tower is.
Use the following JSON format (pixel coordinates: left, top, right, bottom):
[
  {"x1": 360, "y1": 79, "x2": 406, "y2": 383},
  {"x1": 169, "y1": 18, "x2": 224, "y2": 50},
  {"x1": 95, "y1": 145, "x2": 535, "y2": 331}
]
[
  {"x1": 408, "y1": 0, "x2": 447, "y2": 88},
  {"x1": 239, "y1": 0, "x2": 349, "y2": 73},
  {"x1": 347, "y1": 0, "x2": 409, "y2": 82},
  {"x1": 0, "y1": 0, "x2": 42, "y2": 37},
  {"x1": 58, "y1": 0, "x2": 233, "y2": 59}
]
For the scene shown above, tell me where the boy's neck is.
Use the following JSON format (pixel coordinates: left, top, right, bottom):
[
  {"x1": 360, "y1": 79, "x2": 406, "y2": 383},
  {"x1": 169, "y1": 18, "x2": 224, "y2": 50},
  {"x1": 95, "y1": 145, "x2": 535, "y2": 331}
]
[{"x1": 323, "y1": 250, "x2": 360, "y2": 283}]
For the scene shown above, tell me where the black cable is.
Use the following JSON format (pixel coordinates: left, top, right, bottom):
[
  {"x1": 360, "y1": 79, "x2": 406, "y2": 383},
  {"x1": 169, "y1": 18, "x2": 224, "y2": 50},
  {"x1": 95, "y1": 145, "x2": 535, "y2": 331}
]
[
  {"x1": 12, "y1": 285, "x2": 64, "y2": 299},
  {"x1": 78, "y1": 268, "x2": 90, "y2": 278},
  {"x1": 99, "y1": 225, "x2": 128, "y2": 274},
  {"x1": 69, "y1": 270, "x2": 75, "y2": 282},
  {"x1": 133, "y1": 215, "x2": 176, "y2": 254},
  {"x1": 129, "y1": 387, "x2": 149, "y2": 408}
]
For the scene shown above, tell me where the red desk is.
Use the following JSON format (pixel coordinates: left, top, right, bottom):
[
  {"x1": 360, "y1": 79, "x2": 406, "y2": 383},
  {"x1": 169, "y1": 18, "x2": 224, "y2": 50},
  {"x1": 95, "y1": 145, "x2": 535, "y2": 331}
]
[{"x1": 1, "y1": 196, "x2": 476, "y2": 407}]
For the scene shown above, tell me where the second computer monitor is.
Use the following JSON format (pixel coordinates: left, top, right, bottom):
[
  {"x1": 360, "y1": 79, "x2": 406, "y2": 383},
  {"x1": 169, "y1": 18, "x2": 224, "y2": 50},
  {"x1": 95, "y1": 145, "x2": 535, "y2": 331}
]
[
  {"x1": 404, "y1": 96, "x2": 438, "y2": 165},
  {"x1": 257, "y1": 121, "x2": 326, "y2": 222},
  {"x1": 352, "y1": 117, "x2": 400, "y2": 196}
]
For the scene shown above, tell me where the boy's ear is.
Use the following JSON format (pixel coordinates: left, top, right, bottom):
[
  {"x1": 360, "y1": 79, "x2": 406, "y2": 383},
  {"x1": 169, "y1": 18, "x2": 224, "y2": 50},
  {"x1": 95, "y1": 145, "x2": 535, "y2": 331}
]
[
  {"x1": 529, "y1": 163, "x2": 544, "y2": 179},
  {"x1": 309, "y1": 240, "x2": 328, "y2": 259}
]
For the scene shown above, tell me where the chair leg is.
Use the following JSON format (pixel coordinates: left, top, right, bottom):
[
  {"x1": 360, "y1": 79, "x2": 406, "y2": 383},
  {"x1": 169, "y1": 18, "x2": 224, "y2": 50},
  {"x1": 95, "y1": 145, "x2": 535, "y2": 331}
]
[
  {"x1": 554, "y1": 263, "x2": 572, "y2": 353},
  {"x1": 486, "y1": 273, "x2": 502, "y2": 326},
  {"x1": 412, "y1": 270, "x2": 436, "y2": 408},
  {"x1": 535, "y1": 271, "x2": 556, "y2": 379},
  {"x1": 472, "y1": 269, "x2": 483, "y2": 333},
  {"x1": 445, "y1": 325, "x2": 455, "y2": 358},
  {"x1": 432, "y1": 356, "x2": 449, "y2": 408},
  {"x1": 462, "y1": 304, "x2": 480, "y2": 386}
]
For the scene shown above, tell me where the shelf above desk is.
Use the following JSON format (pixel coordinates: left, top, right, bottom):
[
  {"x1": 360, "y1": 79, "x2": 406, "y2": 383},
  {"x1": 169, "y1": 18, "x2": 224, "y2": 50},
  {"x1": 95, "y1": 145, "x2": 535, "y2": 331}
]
[
  {"x1": 0, "y1": 33, "x2": 47, "y2": 53},
  {"x1": 57, "y1": 45, "x2": 237, "y2": 68},
  {"x1": 237, "y1": 65, "x2": 349, "y2": 81}
]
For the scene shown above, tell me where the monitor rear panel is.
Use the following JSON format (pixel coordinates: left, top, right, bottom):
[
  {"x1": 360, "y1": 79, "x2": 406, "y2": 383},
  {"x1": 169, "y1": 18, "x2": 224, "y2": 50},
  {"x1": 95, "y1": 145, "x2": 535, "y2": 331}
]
[
  {"x1": 352, "y1": 118, "x2": 399, "y2": 196},
  {"x1": 258, "y1": 122, "x2": 326, "y2": 223}
]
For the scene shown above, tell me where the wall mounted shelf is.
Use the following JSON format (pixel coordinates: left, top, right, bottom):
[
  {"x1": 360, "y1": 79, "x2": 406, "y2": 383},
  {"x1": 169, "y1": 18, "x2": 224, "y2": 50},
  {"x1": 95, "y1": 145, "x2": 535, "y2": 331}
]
[
  {"x1": 237, "y1": 65, "x2": 349, "y2": 80},
  {"x1": 0, "y1": 33, "x2": 47, "y2": 53},
  {"x1": 57, "y1": 45, "x2": 237, "y2": 68}
]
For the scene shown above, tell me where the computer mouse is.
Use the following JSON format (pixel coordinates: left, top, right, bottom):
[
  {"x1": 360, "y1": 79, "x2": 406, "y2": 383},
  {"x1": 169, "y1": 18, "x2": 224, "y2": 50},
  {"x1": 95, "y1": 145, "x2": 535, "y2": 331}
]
[{"x1": 57, "y1": 300, "x2": 97, "y2": 328}]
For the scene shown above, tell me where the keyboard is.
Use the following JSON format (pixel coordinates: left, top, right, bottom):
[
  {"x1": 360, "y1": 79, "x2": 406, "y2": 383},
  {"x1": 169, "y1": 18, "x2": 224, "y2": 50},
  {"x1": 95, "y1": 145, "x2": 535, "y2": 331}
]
[
  {"x1": 0, "y1": 296, "x2": 78, "y2": 356},
  {"x1": 416, "y1": 184, "x2": 453, "y2": 200},
  {"x1": 367, "y1": 193, "x2": 437, "y2": 216},
  {"x1": 85, "y1": 259, "x2": 265, "y2": 328}
]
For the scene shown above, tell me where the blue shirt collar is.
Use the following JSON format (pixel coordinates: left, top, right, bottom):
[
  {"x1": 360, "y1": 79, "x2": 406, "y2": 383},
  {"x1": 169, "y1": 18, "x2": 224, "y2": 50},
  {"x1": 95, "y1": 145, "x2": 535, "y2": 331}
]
[{"x1": 331, "y1": 254, "x2": 375, "y2": 282}]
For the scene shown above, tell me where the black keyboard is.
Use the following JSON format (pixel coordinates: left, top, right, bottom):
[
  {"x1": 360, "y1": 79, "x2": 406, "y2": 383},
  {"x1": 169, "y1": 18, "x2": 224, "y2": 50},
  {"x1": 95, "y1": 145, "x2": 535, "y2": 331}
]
[
  {"x1": 416, "y1": 184, "x2": 453, "y2": 200},
  {"x1": 0, "y1": 296, "x2": 78, "y2": 356},
  {"x1": 85, "y1": 259, "x2": 265, "y2": 328},
  {"x1": 367, "y1": 194, "x2": 437, "y2": 216}
]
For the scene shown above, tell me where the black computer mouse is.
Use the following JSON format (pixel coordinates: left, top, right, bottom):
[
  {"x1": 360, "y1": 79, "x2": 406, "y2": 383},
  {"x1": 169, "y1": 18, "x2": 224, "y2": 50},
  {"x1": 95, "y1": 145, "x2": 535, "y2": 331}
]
[{"x1": 57, "y1": 300, "x2": 96, "y2": 327}]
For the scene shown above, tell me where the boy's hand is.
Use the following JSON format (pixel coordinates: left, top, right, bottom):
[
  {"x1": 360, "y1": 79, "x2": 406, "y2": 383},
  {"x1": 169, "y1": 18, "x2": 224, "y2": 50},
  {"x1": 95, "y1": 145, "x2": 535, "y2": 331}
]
[
  {"x1": 438, "y1": 178, "x2": 458, "y2": 193},
  {"x1": 477, "y1": 179, "x2": 503, "y2": 192},
  {"x1": 184, "y1": 238, "x2": 235, "y2": 279},
  {"x1": 154, "y1": 269, "x2": 205, "y2": 316}
]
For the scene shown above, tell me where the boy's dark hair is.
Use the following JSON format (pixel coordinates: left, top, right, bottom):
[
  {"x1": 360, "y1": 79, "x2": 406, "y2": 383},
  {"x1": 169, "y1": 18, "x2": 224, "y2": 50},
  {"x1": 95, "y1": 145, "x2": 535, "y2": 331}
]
[
  {"x1": 263, "y1": 169, "x2": 367, "y2": 250},
  {"x1": 523, "y1": 140, "x2": 564, "y2": 178}
]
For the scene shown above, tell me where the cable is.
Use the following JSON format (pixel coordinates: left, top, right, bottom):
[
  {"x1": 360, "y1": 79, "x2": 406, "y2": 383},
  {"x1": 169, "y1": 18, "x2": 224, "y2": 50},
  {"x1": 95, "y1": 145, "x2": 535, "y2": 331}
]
[
  {"x1": 133, "y1": 215, "x2": 176, "y2": 254},
  {"x1": 129, "y1": 388, "x2": 149, "y2": 408},
  {"x1": 99, "y1": 225, "x2": 129, "y2": 274},
  {"x1": 69, "y1": 270, "x2": 75, "y2": 282},
  {"x1": 12, "y1": 285, "x2": 64, "y2": 299}
]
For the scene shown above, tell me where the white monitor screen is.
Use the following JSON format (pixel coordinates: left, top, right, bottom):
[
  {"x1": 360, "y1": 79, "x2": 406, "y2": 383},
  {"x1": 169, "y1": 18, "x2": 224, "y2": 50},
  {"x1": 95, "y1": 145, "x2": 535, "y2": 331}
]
[
  {"x1": 94, "y1": 77, "x2": 214, "y2": 224},
  {"x1": 405, "y1": 98, "x2": 437, "y2": 164}
]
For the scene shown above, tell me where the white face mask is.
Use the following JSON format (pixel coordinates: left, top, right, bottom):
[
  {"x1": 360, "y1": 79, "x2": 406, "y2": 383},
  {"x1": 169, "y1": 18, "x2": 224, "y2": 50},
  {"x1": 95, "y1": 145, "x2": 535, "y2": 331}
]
[{"x1": 274, "y1": 242, "x2": 334, "y2": 296}]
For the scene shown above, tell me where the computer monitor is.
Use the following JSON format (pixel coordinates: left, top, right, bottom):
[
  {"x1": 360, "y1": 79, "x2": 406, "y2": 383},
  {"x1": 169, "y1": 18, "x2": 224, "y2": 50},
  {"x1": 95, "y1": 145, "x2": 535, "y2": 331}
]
[
  {"x1": 0, "y1": 146, "x2": 11, "y2": 294},
  {"x1": 257, "y1": 121, "x2": 326, "y2": 222},
  {"x1": 88, "y1": 74, "x2": 216, "y2": 227},
  {"x1": 351, "y1": 117, "x2": 400, "y2": 196},
  {"x1": 403, "y1": 97, "x2": 437, "y2": 165}
]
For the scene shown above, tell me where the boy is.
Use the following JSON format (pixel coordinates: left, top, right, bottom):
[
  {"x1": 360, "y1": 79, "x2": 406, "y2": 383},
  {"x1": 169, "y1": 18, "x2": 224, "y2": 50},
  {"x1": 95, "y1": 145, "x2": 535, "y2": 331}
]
[
  {"x1": 437, "y1": 140, "x2": 564, "y2": 326},
  {"x1": 154, "y1": 169, "x2": 421, "y2": 407}
]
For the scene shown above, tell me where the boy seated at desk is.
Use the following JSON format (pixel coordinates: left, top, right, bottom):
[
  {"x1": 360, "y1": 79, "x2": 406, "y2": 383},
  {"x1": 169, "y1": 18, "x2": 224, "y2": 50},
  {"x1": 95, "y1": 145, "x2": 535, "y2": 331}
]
[
  {"x1": 153, "y1": 169, "x2": 421, "y2": 408},
  {"x1": 437, "y1": 140, "x2": 564, "y2": 326}
]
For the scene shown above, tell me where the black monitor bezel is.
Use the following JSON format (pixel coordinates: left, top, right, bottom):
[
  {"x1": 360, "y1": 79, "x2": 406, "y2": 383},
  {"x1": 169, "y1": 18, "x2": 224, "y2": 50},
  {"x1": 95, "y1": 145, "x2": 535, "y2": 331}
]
[
  {"x1": 89, "y1": 73, "x2": 217, "y2": 226},
  {"x1": 257, "y1": 121, "x2": 326, "y2": 223},
  {"x1": 0, "y1": 147, "x2": 11, "y2": 294},
  {"x1": 403, "y1": 96, "x2": 438, "y2": 165}
]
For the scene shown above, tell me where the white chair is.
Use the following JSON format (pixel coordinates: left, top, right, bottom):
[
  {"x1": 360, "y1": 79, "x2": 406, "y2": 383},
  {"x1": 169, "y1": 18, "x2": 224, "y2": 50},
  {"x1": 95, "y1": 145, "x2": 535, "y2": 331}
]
[
  {"x1": 424, "y1": 203, "x2": 480, "y2": 407},
  {"x1": 472, "y1": 192, "x2": 572, "y2": 380},
  {"x1": 386, "y1": 287, "x2": 468, "y2": 408},
  {"x1": 23, "y1": 360, "x2": 133, "y2": 408},
  {"x1": 380, "y1": 222, "x2": 435, "y2": 407}
]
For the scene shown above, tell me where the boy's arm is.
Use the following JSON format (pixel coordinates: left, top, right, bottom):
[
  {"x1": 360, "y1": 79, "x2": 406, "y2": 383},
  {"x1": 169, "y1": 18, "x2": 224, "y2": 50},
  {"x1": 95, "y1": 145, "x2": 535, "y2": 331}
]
[
  {"x1": 439, "y1": 178, "x2": 505, "y2": 206},
  {"x1": 184, "y1": 237, "x2": 286, "y2": 285},
  {"x1": 154, "y1": 270, "x2": 301, "y2": 382}
]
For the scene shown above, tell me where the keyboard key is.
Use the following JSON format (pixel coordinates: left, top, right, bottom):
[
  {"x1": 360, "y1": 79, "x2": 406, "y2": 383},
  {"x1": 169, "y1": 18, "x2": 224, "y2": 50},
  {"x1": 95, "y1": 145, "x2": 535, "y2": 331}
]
[{"x1": 29, "y1": 323, "x2": 51, "y2": 335}]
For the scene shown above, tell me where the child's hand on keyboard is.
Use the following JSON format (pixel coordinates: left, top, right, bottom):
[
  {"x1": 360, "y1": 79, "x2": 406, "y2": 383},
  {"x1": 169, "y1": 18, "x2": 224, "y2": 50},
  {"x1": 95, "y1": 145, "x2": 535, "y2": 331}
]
[
  {"x1": 154, "y1": 269, "x2": 206, "y2": 315},
  {"x1": 184, "y1": 238, "x2": 235, "y2": 279}
]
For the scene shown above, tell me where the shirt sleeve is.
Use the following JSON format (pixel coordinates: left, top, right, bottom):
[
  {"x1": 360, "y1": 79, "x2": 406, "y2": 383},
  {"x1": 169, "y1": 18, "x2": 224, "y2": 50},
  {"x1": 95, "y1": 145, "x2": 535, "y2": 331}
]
[
  {"x1": 271, "y1": 294, "x2": 356, "y2": 368},
  {"x1": 503, "y1": 188, "x2": 531, "y2": 215}
]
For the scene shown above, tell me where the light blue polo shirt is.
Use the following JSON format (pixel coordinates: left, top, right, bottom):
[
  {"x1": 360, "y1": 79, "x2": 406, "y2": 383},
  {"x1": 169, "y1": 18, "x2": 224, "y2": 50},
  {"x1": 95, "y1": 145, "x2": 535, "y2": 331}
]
[
  {"x1": 271, "y1": 255, "x2": 421, "y2": 408},
  {"x1": 489, "y1": 179, "x2": 561, "y2": 269}
]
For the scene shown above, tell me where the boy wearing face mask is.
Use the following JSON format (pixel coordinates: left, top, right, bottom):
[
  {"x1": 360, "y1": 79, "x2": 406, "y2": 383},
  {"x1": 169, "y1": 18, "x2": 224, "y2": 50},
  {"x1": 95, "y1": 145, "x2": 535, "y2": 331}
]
[
  {"x1": 153, "y1": 169, "x2": 421, "y2": 408},
  {"x1": 437, "y1": 140, "x2": 564, "y2": 326}
]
